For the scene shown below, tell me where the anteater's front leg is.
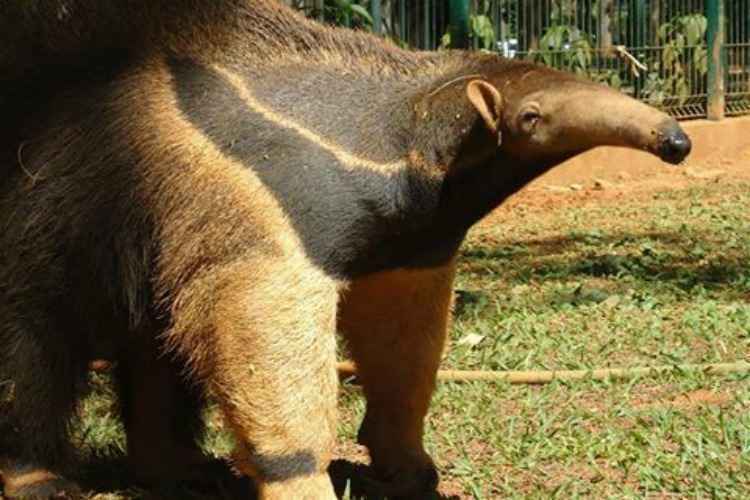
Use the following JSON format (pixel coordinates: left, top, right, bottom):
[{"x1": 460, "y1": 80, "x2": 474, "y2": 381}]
[
  {"x1": 338, "y1": 258, "x2": 457, "y2": 497},
  {"x1": 167, "y1": 254, "x2": 340, "y2": 500}
]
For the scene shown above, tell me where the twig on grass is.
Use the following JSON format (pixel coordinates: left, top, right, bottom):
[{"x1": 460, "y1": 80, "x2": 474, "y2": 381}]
[{"x1": 336, "y1": 361, "x2": 750, "y2": 384}]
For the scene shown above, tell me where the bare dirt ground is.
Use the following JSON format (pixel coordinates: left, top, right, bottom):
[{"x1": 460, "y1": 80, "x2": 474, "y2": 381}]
[{"x1": 494, "y1": 141, "x2": 750, "y2": 217}]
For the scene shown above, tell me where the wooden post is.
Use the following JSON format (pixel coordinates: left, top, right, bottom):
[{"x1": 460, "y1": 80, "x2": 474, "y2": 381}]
[
  {"x1": 599, "y1": 0, "x2": 613, "y2": 51},
  {"x1": 707, "y1": 0, "x2": 726, "y2": 120}
]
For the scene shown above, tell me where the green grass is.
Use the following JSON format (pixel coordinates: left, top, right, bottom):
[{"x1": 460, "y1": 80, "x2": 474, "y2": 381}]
[
  {"x1": 346, "y1": 181, "x2": 750, "y2": 498},
  {"x1": 10, "y1": 181, "x2": 750, "y2": 499}
]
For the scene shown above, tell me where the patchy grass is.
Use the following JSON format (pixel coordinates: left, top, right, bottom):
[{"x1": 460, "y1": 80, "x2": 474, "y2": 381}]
[
  {"x1": 4, "y1": 181, "x2": 749, "y2": 499},
  {"x1": 419, "y1": 181, "x2": 750, "y2": 498}
]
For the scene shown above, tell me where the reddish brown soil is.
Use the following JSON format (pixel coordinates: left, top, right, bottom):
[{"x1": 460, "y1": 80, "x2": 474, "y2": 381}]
[{"x1": 487, "y1": 151, "x2": 750, "y2": 222}]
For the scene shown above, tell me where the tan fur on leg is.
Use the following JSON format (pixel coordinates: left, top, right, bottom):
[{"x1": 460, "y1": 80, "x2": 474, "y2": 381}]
[
  {"x1": 0, "y1": 465, "x2": 81, "y2": 499},
  {"x1": 3, "y1": 470, "x2": 60, "y2": 491},
  {"x1": 338, "y1": 258, "x2": 457, "y2": 496},
  {"x1": 255, "y1": 472, "x2": 335, "y2": 500}
]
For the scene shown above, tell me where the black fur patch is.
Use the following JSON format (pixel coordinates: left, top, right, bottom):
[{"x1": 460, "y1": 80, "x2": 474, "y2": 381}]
[
  {"x1": 168, "y1": 58, "x2": 467, "y2": 277},
  {"x1": 251, "y1": 450, "x2": 319, "y2": 483}
]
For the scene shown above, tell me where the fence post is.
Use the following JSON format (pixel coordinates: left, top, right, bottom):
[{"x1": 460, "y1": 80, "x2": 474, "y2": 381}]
[
  {"x1": 370, "y1": 0, "x2": 382, "y2": 35},
  {"x1": 706, "y1": 0, "x2": 726, "y2": 120},
  {"x1": 449, "y1": 0, "x2": 470, "y2": 49},
  {"x1": 423, "y1": 0, "x2": 431, "y2": 48}
]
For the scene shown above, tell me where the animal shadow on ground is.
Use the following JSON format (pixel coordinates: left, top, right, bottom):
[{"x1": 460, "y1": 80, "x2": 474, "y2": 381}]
[
  {"x1": 29, "y1": 457, "x2": 459, "y2": 499},
  {"x1": 73, "y1": 456, "x2": 254, "y2": 500},
  {"x1": 463, "y1": 230, "x2": 748, "y2": 288},
  {"x1": 330, "y1": 459, "x2": 460, "y2": 500}
]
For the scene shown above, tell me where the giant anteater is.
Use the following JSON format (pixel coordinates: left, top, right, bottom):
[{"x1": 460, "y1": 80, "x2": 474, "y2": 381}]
[{"x1": 0, "y1": 1, "x2": 690, "y2": 498}]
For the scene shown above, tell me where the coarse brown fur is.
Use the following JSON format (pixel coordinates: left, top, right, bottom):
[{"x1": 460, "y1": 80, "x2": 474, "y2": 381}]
[{"x1": 0, "y1": 1, "x2": 690, "y2": 498}]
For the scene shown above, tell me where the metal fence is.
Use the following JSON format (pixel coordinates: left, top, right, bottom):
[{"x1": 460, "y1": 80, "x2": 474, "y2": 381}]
[
  {"x1": 290, "y1": 0, "x2": 750, "y2": 120},
  {"x1": 727, "y1": 1, "x2": 750, "y2": 116}
]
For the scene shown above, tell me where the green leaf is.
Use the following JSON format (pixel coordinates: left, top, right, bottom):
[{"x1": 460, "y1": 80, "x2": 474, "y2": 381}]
[
  {"x1": 685, "y1": 18, "x2": 701, "y2": 46},
  {"x1": 693, "y1": 47, "x2": 708, "y2": 74},
  {"x1": 610, "y1": 74, "x2": 622, "y2": 89},
  {"x1": 576, "y1": 49, "x2": 587, "y2": 70},
  {"x1": 663, "y1": 46, "x2": 676, "y2": 67},
  {"x1": 440, "y1": 31, "x2": 451, "y2": 49},
  {"x1": 349, "y1": 4, "x2": 373, "y2": 25},
  {"x1": 696, "y1": 16, "x2": 708, "y2": 37},
  {"x1": 675, "y1": 33, "x2": 685, "y2": 49},
  {"x1": 470, "y1": 14, "x2": 495, "y2": 50},
  {"x1": 658, "y1": 22, "x2": 672, "y2": 42},
  {"x1": 541, "y1": 26, "x2": 565, "y2": 50}
]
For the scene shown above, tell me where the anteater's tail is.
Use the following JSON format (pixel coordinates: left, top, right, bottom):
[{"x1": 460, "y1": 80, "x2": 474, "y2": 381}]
[{"x1": 0, "y1": 1, "x2": 253, "y2": 82}]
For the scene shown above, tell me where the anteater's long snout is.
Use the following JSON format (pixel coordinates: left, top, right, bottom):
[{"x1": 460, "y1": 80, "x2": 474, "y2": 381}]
[
  {"x1": 656, "y1": 121, "x2": 692, "y2": 165},
  {"x1": 564, "y1": 87, "x2": 693, "y2": 165}
]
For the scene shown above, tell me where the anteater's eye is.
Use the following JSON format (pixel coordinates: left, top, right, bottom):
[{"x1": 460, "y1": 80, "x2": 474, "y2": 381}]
[
  {"x1": 522, "y1": 110, "x2": 541, "y2": 123},
  {"x1": 518, "y1": 103, "x2": 542, "y2": 134},
  {"x1": 519, "y1": 108, "x2": 541, "y2": 134}
]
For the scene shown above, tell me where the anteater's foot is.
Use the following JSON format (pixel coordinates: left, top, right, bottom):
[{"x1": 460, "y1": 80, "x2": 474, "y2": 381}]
[
  {"x1": 0, "y1": 464, "x2": 81, "y2": 499},
  {"x1": 347, "y1": 464, "x2": 439, "y2": 500},
  {"x1": 175, "y1": 457, "x2": 250, "y2": 489}
]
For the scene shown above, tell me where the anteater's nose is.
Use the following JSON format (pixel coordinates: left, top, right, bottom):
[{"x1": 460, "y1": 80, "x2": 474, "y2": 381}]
[{"x1": 658, "y1": 124, "x2": 692, "y2": 165}]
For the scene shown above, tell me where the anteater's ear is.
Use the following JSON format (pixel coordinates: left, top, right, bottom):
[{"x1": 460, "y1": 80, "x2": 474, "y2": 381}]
[{"x1": 466, "y1": 80, "x2": 503, "y2": 138}]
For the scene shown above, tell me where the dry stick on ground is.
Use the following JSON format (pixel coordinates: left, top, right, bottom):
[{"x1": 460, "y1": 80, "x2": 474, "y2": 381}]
[
  {"x1": 336, "y1": 361, "x2": 750, "y2": 384},
  {"x1": 87, "y1": 360, "x2": 750, "y2": 384}
]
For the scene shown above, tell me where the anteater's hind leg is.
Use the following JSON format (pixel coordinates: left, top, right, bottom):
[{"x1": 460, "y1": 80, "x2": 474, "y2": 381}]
[
  {"x1": 0, "y1": 316, "x2": 88, "y2": 499},
  {"x1": 338, "y1": 259, "x2": 457, "y2": 498},
  {"x1": 117, "y1": 326, "x2": 231, "y2": 486}
]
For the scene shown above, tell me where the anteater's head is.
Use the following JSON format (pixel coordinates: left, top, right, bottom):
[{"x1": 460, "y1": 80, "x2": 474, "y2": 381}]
[
  {"x1": 412, "y1": 57, "x2": 691, "y2": 189},
  {"x1": 489, "y1": 64, "x2": 690, "y2": 166}
]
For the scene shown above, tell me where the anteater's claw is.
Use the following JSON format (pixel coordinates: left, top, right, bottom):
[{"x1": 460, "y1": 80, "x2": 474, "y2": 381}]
[{"x1": 349, "y1": 466, "x2": 439, "y2": 500}]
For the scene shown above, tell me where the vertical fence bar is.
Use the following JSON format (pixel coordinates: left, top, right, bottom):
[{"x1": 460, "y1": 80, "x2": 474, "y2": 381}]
[
  {"x1": 371, "y1": 0, "x2": 382, "y2": 35},
  {"x1": 423, "y1": 0, "x2": 430, "y2": 48},
  {"x1": 399, "y1": 0, "x2": 407, "y2": 44},
  {"x1": 449, "y1": 0, "x2": 470, "y2": 49},
  {"x1": 632, "y1": 0, "x2": 647, "y2": 99},
  {"x1": 706, "y1": 0, "x2": 726, "y2": 120}
]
